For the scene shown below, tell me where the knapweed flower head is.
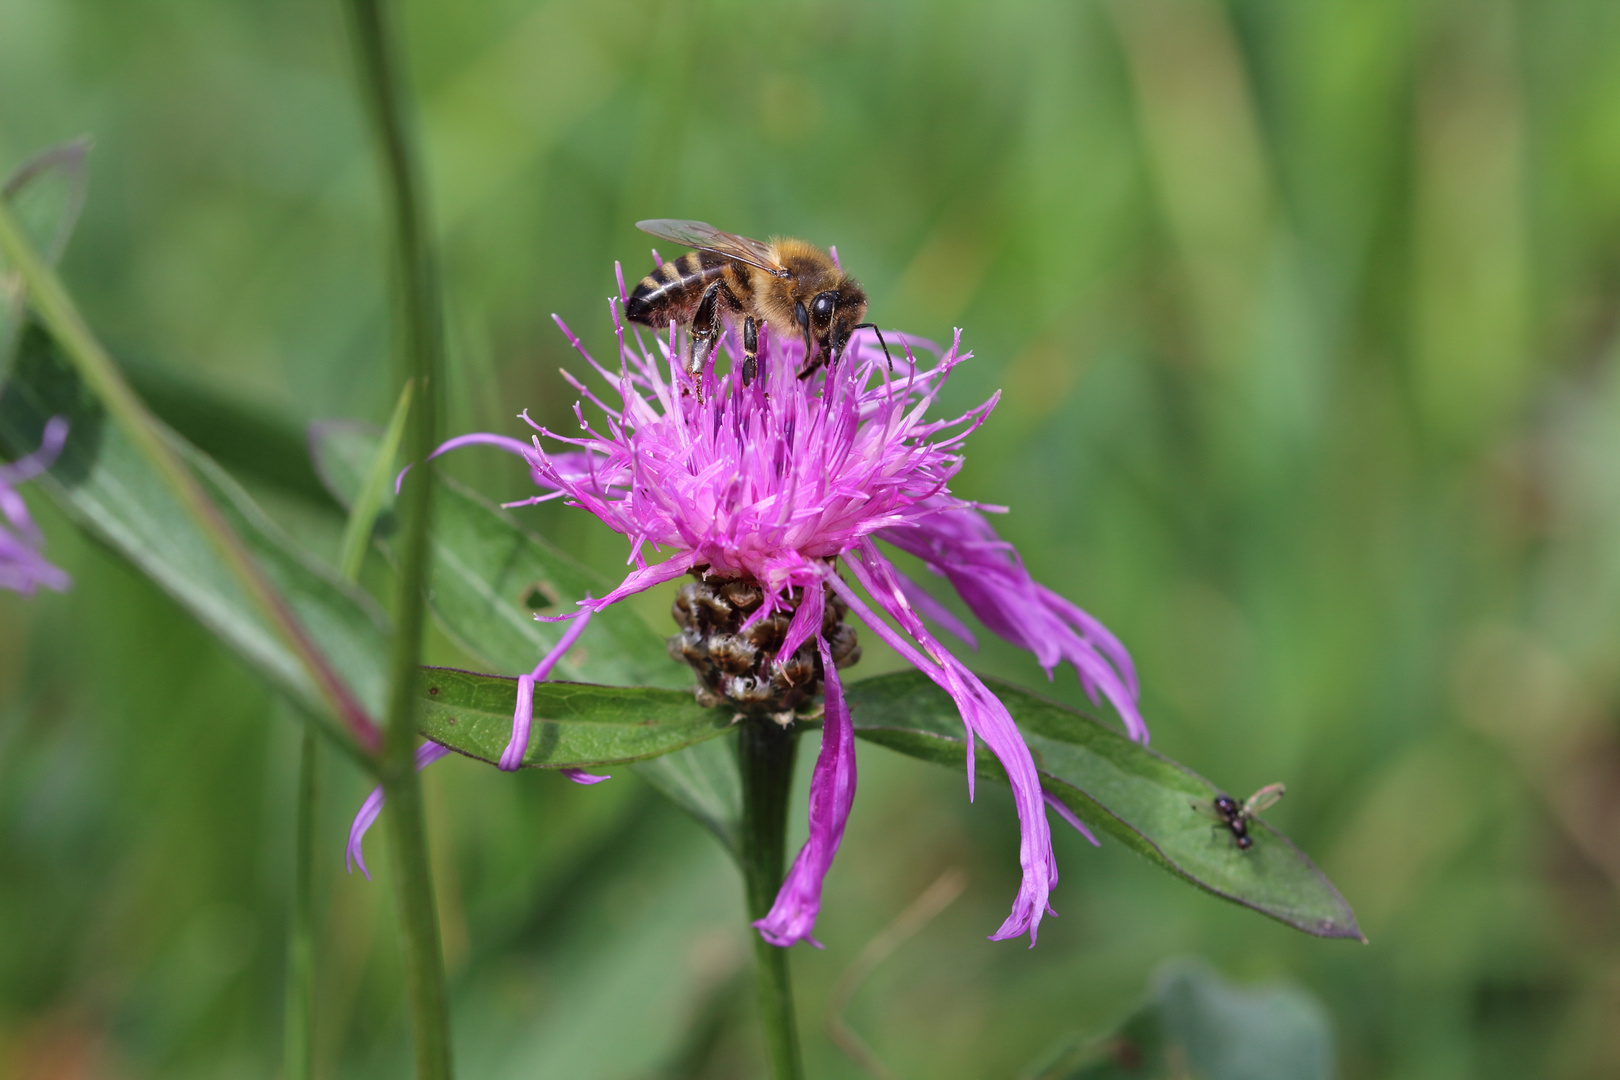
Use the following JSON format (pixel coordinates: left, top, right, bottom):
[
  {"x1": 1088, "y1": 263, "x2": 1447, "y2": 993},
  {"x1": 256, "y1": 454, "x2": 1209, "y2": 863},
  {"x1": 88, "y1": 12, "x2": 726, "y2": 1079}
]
[
  {"x1": 1, "y1": 416, "x2": 70, "y2": 596},
  {"x1": 415, "y1": 272, "x2": 1146, "y2": 948}
]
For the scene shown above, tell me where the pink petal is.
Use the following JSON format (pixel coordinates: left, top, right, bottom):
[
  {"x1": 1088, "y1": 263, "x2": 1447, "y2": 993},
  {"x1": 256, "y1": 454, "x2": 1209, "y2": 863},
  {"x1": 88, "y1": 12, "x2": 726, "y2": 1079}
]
[
  {"x1": 754, "y1": 634, "x2": 858, "y2": 947},
  {"x1": 500, "y1": 604, "x2": 596, "y2": 770},
  {"x1": 345, "y1": 741, "x2": 451, "y2": 879}
]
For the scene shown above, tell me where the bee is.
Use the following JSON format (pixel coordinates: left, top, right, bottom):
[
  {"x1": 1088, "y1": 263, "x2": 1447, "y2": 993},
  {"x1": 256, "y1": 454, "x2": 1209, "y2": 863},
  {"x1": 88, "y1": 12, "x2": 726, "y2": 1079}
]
[
  {"x1": 1193, "y1": 782, "x2": 1285, "y2": 851},
  {"x1": 625, "y1": 219, "x2": 888, "y2": 386}
]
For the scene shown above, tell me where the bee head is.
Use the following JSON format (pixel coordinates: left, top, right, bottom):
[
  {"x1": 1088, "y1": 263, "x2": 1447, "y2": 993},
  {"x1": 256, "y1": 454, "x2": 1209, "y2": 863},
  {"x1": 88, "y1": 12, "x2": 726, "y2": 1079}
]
[{"x1": 806, "y1": 284, "x2": 869, "y2": 363}]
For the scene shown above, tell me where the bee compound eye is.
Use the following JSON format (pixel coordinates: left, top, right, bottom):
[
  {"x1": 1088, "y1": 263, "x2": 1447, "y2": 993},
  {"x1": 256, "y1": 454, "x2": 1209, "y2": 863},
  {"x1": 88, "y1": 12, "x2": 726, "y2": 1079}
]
[{"x1": 811, "y1": 291, "x2": 837, "y2": 320}]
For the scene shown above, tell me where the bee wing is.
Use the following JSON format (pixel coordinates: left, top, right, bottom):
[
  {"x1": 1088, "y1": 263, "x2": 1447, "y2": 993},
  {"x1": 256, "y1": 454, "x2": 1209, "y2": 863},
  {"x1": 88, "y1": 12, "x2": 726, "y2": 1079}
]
[
  {"x1": 1243, "y1": 782, "x2": 1286, "y2": 818},
  {"x1": 636, "y1": 219, "x2": 790, "y2": 278}
]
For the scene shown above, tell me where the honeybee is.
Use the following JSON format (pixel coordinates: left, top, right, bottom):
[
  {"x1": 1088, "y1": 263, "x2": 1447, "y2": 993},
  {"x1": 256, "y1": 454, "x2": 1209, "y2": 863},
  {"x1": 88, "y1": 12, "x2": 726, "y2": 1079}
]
[
  {"x1": 625, "y1": 219, "x2": 887, "y2": 385},
  {"x1": 1193, "y1": 782, "x2": 1285, "y2": 851}
]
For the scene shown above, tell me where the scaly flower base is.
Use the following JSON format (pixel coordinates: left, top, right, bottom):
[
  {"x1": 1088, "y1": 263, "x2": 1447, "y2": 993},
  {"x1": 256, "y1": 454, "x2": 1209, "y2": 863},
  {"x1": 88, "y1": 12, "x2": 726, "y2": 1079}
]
[{"x1": 669, "y1": 570, "x2": 860, "y2": 721}]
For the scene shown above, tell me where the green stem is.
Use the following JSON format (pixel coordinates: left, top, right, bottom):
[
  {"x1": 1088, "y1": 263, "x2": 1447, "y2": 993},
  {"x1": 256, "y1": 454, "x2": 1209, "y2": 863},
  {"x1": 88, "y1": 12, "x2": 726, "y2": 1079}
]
[
  {"x1": 286, "y1": 402, "x2": 409, "y2": 1079},
  {"x1": 381, "y1": 758, "x2": 452, "y2": 1077},
  {"x1": 737, "y1": 721, "x2": 805, "y2": 1080},
  {"x1": 342, "y1": 0, "x2": 451, "y2": 1076},
  {"x1": 0, "y1": 201, "x2": 379, "y2": 755},
  {"x1": 285, "y1": 725, "x2": 318, "y2": 1080}
]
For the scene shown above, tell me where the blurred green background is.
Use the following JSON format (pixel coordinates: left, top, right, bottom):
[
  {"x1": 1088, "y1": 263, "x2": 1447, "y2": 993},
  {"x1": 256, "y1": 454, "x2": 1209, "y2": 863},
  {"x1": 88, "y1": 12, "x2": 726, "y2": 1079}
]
[{"x1": 5, "y1": 0, "x2": 1620, "y2": 1076}]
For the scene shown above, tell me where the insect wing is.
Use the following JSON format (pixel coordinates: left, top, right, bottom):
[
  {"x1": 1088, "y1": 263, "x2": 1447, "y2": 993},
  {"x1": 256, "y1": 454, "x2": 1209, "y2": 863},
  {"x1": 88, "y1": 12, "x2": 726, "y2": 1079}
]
[
  {"x1": 1189, "y1": 796, "x2": 1222, "y2": 822},
  {"x1": 1242, "y1": 782, "x2": 1286, "y2": 819},
  {"x1": 635, "y1": 219, "x2": 789, "y2": 278}
]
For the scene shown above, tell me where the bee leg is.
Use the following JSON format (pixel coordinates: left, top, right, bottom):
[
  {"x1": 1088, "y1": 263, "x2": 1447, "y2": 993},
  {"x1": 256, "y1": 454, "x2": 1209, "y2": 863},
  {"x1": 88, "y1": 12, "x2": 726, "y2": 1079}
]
[
  {"x1": 742, "y1": 316, "x2": 759, "y2": 385},
  {"x1": 687, "y1": 281, "x2": 727, "y2": 377},
  {"x1": 793, "y1": 299, "x2": 824, "y2": 380}
]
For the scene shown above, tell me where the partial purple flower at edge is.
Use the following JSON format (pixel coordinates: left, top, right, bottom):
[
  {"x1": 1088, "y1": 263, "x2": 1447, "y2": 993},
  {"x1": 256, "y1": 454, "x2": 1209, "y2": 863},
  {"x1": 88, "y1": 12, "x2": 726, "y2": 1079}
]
[
  {"x1": 1, "y1": 416, "x2": 71, "y2": 596},
  {"x1": 398, "y1": 273, "x2": 1143, "y2": 946}
]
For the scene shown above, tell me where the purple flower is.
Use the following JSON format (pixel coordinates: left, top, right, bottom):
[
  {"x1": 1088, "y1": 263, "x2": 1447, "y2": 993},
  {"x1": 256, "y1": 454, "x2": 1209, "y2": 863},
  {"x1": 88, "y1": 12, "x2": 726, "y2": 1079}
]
[
  {"x1": 1, "y1": 416, "x2": 71, "y2": 596},
  {"x1": 416, "y1": 267, "x2": 1143, "y2": 948}
]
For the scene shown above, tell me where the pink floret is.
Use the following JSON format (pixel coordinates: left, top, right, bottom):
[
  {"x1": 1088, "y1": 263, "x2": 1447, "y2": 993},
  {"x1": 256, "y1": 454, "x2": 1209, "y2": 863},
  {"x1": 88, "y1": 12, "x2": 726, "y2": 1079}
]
[{"x1": 0, "y1": 417, "x2": 71, "y2": 596}]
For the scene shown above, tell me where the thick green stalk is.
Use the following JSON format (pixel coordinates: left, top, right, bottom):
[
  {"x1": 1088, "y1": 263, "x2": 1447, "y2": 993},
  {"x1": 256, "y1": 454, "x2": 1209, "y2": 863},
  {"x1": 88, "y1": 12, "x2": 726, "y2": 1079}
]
[
  {"x1": 342, "y1": 0, "x2": 451, "y2": 1076},
  {"x1": 737, "y1": 721, "x2": 805, "y2": 1080},
  {"x1": 0, "y1": 201, "x2": 379, "y2": 755},
  {"x1": 284, "y1": 725, "x2": 318, "y2": 1080}
]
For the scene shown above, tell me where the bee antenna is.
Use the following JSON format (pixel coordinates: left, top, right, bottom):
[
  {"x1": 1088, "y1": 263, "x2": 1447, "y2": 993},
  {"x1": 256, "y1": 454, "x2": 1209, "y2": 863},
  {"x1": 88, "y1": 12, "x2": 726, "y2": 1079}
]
[{"x1": 852, "y1": 323, "x2": 892, "y2": 375}]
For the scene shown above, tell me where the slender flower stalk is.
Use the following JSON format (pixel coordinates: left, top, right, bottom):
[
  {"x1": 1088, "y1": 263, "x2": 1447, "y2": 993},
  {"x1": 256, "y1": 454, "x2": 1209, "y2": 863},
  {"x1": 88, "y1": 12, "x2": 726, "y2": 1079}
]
[
  {"x1": 287, "y1": 388, "x2": 417, "y2": 1080},
  {"x1": 285, "y1": 724, "x2": 318, "y2": 1080},
  {"x1": 343, "y1": 0, "x2": 451, "y2": 1074},
  {"x1": 419, "y1": 272, "x2": 1144, "y2": 949},
  {"x1": 1, "y1": 415, "x2": 71, "y2": 595}
]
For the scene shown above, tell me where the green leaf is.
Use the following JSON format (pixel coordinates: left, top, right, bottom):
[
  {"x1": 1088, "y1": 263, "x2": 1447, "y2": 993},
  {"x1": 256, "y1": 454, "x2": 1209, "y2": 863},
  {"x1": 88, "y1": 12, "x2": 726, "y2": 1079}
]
[
  {"x1": 1025, "y1": 958, "x2": 1334, "y2": 1080},
  {"x1": 0, "y1": 139, "x2": 89, "y2": 265},
  {"x1": 0, "y1": 326, "x2": 390, "y2": 753},
  {"x1": 846, "y1": 670, "x2": 1362, "y2": 940},
  {"x1": 414, "y1": 667, "x2": 732, "y2": 769},
  {"x1": 2, "y1": 138, "x2": 90, "y2": 380}
]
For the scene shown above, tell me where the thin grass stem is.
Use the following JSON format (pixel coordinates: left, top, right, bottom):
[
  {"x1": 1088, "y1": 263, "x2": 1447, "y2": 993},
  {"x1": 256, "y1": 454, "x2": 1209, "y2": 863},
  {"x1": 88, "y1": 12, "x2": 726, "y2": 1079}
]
[
  {"x1": 341, "y1": 0, "x2": 452, "y2": 1075},
  {"x1": 284, "y1": 724, "x2": 319, "y2": 1080}
]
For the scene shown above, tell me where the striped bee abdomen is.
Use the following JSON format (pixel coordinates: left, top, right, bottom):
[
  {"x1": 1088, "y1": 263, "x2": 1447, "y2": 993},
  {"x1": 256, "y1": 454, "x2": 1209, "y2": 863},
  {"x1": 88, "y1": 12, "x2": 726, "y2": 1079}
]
[{"x1": 626, "y1": 250, "x2": 728, "y2": 328}]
